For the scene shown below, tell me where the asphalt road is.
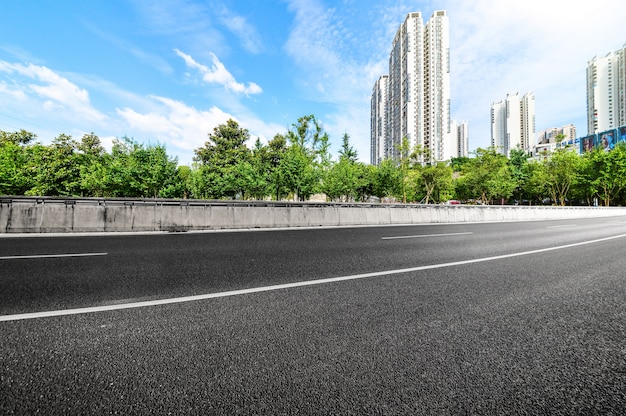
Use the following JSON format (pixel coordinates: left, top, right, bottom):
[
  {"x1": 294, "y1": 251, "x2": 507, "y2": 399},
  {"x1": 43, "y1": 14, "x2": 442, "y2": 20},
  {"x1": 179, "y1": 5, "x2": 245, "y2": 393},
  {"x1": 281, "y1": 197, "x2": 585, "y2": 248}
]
[{"x1": 1, "y1": 217, "x2": 626, "y2": 414}]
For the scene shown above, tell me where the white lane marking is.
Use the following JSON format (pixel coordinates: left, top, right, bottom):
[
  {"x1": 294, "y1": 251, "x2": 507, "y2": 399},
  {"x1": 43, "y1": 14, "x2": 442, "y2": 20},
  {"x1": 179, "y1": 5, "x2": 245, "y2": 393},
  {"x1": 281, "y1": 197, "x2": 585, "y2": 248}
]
[
  {"x1": 546, "y1": 224, "x2": 578, "y2": 229},
  {"x1": 382, "y1": 232, "x2": 473, "y2": 240},
  {"x1": 2, "y1": 233, "x2": 626, "y2": 322},
  {"x1": 0, "y1": 253, "x2": 108, "y2": 260}
]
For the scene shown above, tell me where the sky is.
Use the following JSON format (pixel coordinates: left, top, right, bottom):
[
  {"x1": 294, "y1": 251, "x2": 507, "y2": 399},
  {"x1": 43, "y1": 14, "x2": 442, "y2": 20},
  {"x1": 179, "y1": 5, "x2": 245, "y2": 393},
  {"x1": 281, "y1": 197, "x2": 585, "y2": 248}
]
[{"x1": 2, "y1": 0, "x2": 626, "y2": 166}]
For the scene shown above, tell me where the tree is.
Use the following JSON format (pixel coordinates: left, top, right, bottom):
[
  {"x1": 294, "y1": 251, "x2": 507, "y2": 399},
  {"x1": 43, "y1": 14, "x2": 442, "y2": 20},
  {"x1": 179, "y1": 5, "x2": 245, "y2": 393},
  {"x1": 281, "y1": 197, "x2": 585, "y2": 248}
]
[
  {"x1": 509, "y1": 147, "x2": 530, "y2": 203},
  {"x1": 323, "y1": 133, "x2": 362, "y2": 201},
  {"x1": 338, "y1": 132, "x2": 358, "y2": 162},
  {"x1": 0, "y1": 129, "x2": 37, "y2": 145},
  {"x1": 372, "y1": 159, "x2": 400, "y2": 200},
  {"x1": 105, "y1": 137, "x2": 178, "y2": 198},
  {"x1": 194, "y1": 119, "x2": 252, "y2": 199},
  {"x1": 542, "y1": 147, "x2": 582, "y2": 206},
  {"x1": 281, "y1": 143, "x2": 317, "y2": 201},
  {"x1": 281, "y1": 115, "x2": 330, "y2": 200},
  {"x1": 520, "y1": 160, "x2": 549, "y2": 205},
  {"x1": 450, "y1": 156, "x2": 471, "y2": 173},
  {"x1": 0, "y1": 130, "x2": 36, "y2": 195},
  {"x1": 133, "y1": 143, "x2": 179, "y2": 198},
  {"x1": 264, "y1": 134, "x2": 289, "y2": 200},
  {"x1": 160, "y1": 165, "x2": 193, "y2": 199},
  {"x1": 459, "y1": 147, "x2": 517, "y2": 204},
  {"x1": 418, "y1": 163, "x2": 454, "y2": 204},
  {"x1": 26, "y1": 134, "x2": 81, "y2": 196},
  {"x1": 394, "y1": 136, "x2": 425, "y2": 203},
  {"x1": 354, "y1": 163, "x2": 376, "y2": 202},
  {"x1": 77, "y1": 133, "x2": 109, "y2": 197},
  {"x1": 583, "y1": 144, "x2": 626, "y2": 206}
]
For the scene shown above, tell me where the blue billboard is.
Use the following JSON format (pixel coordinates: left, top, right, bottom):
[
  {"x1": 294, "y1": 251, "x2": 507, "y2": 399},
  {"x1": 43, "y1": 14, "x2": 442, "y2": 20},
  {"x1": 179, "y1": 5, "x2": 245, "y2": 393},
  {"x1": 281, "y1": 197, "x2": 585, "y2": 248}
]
[
  {"x1": 581, "y1": 134, "x2": 596, "y2": 153},
  {"x1": 618, "y1": 126, "x2": 626, "y2": 144},
  {"x1": 597, "y1": 129, "x2": 617, "y2": 152}
]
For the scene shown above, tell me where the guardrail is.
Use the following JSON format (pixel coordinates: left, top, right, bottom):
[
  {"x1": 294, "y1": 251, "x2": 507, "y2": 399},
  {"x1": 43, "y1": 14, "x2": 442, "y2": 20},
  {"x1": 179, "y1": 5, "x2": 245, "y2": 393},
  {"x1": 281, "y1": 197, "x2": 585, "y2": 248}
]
[
  {"x1": 2, "y1": 196, "x2": 625, "y2": 233},
  {"x1": 0, "y1": 196, "x2": 390, "y2": 208}
]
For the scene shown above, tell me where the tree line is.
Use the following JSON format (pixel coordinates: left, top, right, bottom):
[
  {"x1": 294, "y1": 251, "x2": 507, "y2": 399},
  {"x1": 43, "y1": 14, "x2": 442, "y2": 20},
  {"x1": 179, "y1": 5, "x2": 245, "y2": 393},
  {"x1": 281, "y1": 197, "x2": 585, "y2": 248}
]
[{"x1": 2, "y1": 116, "x2": 626, "y2": 206}]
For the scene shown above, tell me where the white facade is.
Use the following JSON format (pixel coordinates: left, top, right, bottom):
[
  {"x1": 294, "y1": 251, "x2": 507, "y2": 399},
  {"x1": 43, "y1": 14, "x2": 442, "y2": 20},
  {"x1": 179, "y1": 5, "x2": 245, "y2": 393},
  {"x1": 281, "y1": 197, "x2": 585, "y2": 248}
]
[
  {"x1": 452, "y1": 120, "x2": 469, "y2": 157},
  {"x1": 534, "y1": 124, "x2": 578, "y2": 156},
  {"x1": 491, "y1": 92, "x2": 535, "y2": 156},
  {"x1": 536, "y1": 124, "x2": 577, "y2": 145},
  {"x1": 424, "y1": 11, "x2": 452, "y2": 162},
  {"x1": 372, "y1": 10, "x2": 451, "y2": 165},
  {"x1": 587, "y1": 46, "x2": 626, "y2": 134},
  {"x1": 520, "y1": 92, "x2": 535, "y2": 152},
  {"x1": 370, "y1": 75, "x2": 388, "y2": 165}
]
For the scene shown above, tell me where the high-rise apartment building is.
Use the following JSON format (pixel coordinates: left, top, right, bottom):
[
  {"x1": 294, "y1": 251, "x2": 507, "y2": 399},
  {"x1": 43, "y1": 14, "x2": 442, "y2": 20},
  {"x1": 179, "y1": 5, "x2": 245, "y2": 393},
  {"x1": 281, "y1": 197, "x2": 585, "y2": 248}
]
[
  {"x1": 587, "y1": 45, "x2": 626, "y2": 134},
  {"x1": 490, "y1": 92, "x2": 535, "y2": 156},
  {"x1": 371, "y1": 10, "x2": 452, "y2": 165},
  {"x1": 370, "y1": 76, "x2": 388, "y2": 165},
  {"x1": 451, "y1": 120, "x2": 469, "y2": 157}
]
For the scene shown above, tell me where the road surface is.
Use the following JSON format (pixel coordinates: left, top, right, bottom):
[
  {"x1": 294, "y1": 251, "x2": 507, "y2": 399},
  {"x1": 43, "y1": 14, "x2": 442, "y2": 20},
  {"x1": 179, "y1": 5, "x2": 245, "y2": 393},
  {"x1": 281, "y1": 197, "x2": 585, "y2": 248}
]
[{"x1": 1, "y1": 217, "x2": 626, "y2": 414}]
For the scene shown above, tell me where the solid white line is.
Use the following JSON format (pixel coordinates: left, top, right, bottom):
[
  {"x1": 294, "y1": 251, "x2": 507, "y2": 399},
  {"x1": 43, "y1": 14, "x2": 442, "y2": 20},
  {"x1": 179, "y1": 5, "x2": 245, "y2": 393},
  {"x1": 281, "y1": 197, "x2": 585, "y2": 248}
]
[
  {"x1": 0, "y1": 252, "x2": 108, "y2": 260},
  {"x1": 2, "y1": 233, "x2": 626, "y2": 322},
  {"x1": 382, "y1": 232, "x2": 473, "y2": 240},
  {"x1": 547, "y1": 224, "x2": 578, "y2": 229}
]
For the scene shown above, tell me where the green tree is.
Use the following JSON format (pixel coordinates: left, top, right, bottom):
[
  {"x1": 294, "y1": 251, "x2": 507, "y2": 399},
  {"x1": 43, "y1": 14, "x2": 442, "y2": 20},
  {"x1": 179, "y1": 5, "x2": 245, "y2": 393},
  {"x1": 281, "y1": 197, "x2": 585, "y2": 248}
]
[
  {"x1": 323, "y1": 133, "x2": 361, "y2": 201},
  {"x1": 281, "y1": 143, "x2": 317, "y2": 201},
  {"x1": 542, "y1": 147, "x2": 582, "y2": 206},
  {"x1": 105, "y1": 137, "x2": 178, "y2": 198},
  {"x1": 354, "y1": 163, "x2": 375, "y2": 202},
  {"x1": 0, "y1": 130, "x2": 36, "y2": 195},
  {"x1": 583, "y1": 144, "x2": 626, "y2": 206},
  {"x1": 77, "y1": 133, "x2": 109, "y2": 197},
  {"x1": 264, "y1": 134, "x2": 289, "y2": 200},
  {"x1": 133, "y1": 143, "x2": 179, "y2": 198},
  {"x1": 395, "y1": 136, "x2": 414, "y2": 203},
  {"x1": 509, "y1": 147, "x2": 530, "y2": 203},
  {"x1": 282, "y1": 115, "x2": 329, "y2": 200},
  {"x1": 418, "y1": 163, "x2": 454, "y2": 204},
  {"x1": 521, "y1": 160, "x2": 549, "y2": 205},
  {"x1": 194, "y1": 119, "x2": 252, "y2": 199},
  {"x1": 160, "y1": 165, "x2": 193, "y2": 199},
  {"x1": 450, "y1": 156, "x2": 471, "y2": 173},
  {"x1": 26, "y1": 134, "x2": 81, "y2": 196},
  {"x1": 459, "y1": 147, "x2": 517, "y2": 204},
  {"x1": 338, "y1": 132, "x2": 358, "y2": 162},
  {"x1": 372, "y1": 158, "x2": 400, "y2": 200}
]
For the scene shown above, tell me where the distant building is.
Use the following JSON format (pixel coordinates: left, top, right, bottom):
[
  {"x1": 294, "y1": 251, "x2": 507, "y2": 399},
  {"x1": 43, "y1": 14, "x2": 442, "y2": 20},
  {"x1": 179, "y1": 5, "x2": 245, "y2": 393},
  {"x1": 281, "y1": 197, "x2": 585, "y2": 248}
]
[
  {"x1": 371, "y1": 10, "x2": 454, "y2": 165},
  {"x1": 490, "y1": 92, "x2": 535, "y2": 156},
  {"x1": 533, "y1": 124, "x2": 578, "y2": 157},
  {"x1": 587, "y1": 45, "x2": 626, "y2": 134},
  {"x1": 370, "y1": 76, "x2": 388, "y2": 165},
  {"x1": 451, "y1": 120, "x2": 469, "y2": 157}
]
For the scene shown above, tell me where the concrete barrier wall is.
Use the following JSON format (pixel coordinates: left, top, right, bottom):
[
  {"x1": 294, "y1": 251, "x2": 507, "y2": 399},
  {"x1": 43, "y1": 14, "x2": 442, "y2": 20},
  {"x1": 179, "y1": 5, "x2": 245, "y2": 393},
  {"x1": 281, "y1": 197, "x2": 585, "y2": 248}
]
[{"x1": 2, "y1": 198, "x2": 626, "y2": 233}]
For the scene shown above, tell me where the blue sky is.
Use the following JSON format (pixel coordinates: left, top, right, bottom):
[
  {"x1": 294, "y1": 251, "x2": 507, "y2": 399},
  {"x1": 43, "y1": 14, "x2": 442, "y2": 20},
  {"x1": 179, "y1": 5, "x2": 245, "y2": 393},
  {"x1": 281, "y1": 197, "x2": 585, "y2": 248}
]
[{"x1": 2, "y1": 0, "x2": 626, "y2": 166}]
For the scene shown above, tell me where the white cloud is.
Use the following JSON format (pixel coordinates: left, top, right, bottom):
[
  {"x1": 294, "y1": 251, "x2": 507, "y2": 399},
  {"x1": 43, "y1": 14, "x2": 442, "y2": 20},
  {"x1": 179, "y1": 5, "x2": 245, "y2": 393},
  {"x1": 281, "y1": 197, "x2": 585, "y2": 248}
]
[
  {"x1": 117, "y1": 95, "x2": 233, "y2": 152},
  {"x1": 116, "y1": 95, "x2": 286, "y2": 164},
  {"x1": 174, "y1": 49, "x2": 262, "y2": 95},
  {"x1": 0, "y1": 61, "x2": 106, "y2": 124}
]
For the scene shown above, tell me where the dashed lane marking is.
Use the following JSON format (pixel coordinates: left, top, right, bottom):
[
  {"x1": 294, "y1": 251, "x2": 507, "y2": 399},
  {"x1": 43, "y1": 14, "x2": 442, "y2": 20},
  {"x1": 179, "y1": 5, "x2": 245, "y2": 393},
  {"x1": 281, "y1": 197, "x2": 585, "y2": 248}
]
[
  {"x1": 0, "y1": 253, "x2": 108, "y2": 260},
  {"x1": 381, "y1": 232, "x2": 473, "y2": 240}
]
